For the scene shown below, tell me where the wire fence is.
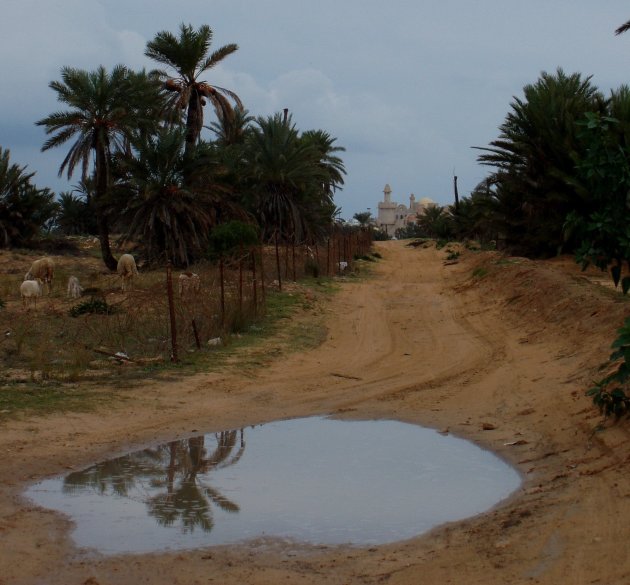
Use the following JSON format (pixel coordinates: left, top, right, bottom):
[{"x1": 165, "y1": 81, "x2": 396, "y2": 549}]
[{"x1": 0, "y1": 229, "x2": 374, "y2": 382}]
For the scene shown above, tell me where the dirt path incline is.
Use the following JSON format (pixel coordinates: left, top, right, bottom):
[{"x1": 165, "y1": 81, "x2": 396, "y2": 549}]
[{"x1": 2, "y1": 240, "x2": 630, "y2": 584}]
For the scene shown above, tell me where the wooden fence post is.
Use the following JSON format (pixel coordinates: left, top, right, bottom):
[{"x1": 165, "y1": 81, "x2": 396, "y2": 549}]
[
  {"x1": 166, "y1": 261, "x2": 178, "y2": 363},
  {"x1": 251, "y1": 248, "x2": 258, "y2": 315},
  {"x1": 219, "y1": 253, "x2": 226, "y2": 327}
]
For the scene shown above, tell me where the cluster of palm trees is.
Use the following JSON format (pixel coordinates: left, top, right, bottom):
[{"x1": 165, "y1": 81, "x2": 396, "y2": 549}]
[
  {"x1": 0, "y1": 148, "x2": 57, "y2": 247},
  {"x1": 412, "y1": 64, "x2": 630, "y2": 271},
  {"x1": 31, "y1": 23, "x2": 345, "y2": 269}
]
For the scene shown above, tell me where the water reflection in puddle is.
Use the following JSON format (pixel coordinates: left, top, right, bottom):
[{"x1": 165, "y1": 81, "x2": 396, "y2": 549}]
[{"x1": 26, "y1": 417, "x2": 521, "y2": 554}]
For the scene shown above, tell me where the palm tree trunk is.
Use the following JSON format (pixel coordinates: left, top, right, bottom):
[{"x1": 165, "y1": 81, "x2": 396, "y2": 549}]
[
  {"x1": 94, "y1": 147, "x2": 117, "y2": 271},
  {"x1": 259, "y1": 241, "x2": 266, "y2": 302},
  {"x1": 96, "y1": 214, "x2": 117, "y2": 272},
  {"x1": 184, "y1": 92, "x2": 203, "y2": 162}
]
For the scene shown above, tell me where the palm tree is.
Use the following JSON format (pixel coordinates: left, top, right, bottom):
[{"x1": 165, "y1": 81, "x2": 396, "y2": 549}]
[
  {"x1": 116, "y1": 128, "x2": 234, "y2": 266},
  {"x1": 241, "y1": 114, "x2": 346, "y2": 284},
  {"x1": 145, "y1": 23, "x2": 242, "y2": 158},
  {"x1": 0, "y1": 147, "x2": 35, "y2": 247},
  {"x1": 474, "y1": 68, "x2": 603, "y2": 256},
  {"x1": 37, "y1": 65, "x2": 161, "y2": 270},
  {"x1": 208, "y1": 106, "x2": 253, "y2": 147},
  {"x1": 417, "y1": 205, "x2": 454, "y2": 240},
  {"x1": 299, "y1": 129, "x2": 346, "y2": 242},
  {"x1": 353, "y1": 212, "x2": 372, "y2": 227},
  {"x1": 0, "y1": 147, "x2": 57, "y2": 247}
]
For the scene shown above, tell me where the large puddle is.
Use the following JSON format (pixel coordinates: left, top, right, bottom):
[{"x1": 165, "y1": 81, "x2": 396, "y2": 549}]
[{"x1": 26, "y1": 417, "x2": 521, "y2": 554}]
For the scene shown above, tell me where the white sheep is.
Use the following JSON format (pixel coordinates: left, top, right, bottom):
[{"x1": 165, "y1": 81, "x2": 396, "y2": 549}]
[
  {"x1": 25, "y1": 257, "x2": 54, "y2": 294},
  {"x1": 117, "y1": 254, "x2": 138, "y2": 292},
  {"x1": 178, "y1": 272, "x2": 200, "y2": 296},
  {"x1": 67, "y1": 275, "x2": 83, "y2": 299},
  {"x1": 20, "y1": 279, "x2": 43, "y2": 308},
  {"x1": 338, "y1": 261, "x2": 348, "y2": 272}
]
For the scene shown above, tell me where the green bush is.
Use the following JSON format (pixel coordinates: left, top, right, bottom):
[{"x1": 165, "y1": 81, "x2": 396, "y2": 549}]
[
  {"x1": 587, "y1": 316, "x2": 630, "y2": 418},
  {"x1": 69, "y1": 297, "x2": 116, "y2": 317}
]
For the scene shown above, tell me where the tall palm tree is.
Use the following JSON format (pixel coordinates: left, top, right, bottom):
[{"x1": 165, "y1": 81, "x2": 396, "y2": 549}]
[
  {"x1": 474, "y1": 68, "x2": 603, "y2": 256},
  {"x1": 245, "y1": 113, "x2": 330, "y2": 239},
  {"x1": 116, "y1": 128, "x2": 234, "y2": 266},
  {"x1": 37, "y1": 65, "x2": 161, "y2": 270},
  {"x1": 299, "y1": 129, "x2": 346, "y2": 241},
  {"x1": 243, "y1": 113, "x2": 346, "y2": 285},
  {"x1": 145, "y1": 23, "x2": 242, "y2": 158}
]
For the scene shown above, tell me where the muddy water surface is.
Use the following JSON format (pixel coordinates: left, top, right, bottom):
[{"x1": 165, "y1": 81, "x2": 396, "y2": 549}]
[{"x1": 26, "y1": 417, "x2": 521, "y2": 554}]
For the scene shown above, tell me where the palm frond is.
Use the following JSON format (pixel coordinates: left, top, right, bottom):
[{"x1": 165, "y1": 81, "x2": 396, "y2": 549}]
[{"x1": 615, "y1": 20, "x2": 630, "y2": 35}]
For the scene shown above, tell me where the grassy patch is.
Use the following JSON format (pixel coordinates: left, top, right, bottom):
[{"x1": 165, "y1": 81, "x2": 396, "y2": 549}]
[
  {"x1": 472, "y1": 267, "x2": 488, "y2": 278},
  {"x1": 0, "y1": 380, "x2": 120, "y2": 420}
]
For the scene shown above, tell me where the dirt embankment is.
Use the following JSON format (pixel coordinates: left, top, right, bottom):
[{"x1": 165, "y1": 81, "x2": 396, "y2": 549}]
[{"x1": 1, "y1": 240, "x2": 630, "y2": 585}]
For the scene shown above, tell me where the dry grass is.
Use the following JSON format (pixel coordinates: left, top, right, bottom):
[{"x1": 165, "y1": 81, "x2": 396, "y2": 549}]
[{"x1": 0, "y1": 237, "x2": 366, "y2": 418}]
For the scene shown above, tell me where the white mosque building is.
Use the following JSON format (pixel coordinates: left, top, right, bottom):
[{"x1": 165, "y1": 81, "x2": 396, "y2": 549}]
[{"x1": 376, "y1": 184, "x2": 435, "y2": 235}]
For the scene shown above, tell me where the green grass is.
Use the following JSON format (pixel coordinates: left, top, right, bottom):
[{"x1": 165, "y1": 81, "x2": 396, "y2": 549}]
[
  {"x1": 472, "y1": 267, "x2": 488, "y2": 278},
  {"x1": 0, "y1": 379, "x2": 120, "y2": 419}
]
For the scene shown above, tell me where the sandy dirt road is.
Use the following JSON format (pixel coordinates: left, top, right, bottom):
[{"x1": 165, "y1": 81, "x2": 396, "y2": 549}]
[{"x1": 2, "y1": 240, "x2": 630, "y2": 584}]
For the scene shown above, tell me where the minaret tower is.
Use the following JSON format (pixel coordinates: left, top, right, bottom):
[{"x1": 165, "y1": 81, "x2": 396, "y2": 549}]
[{"x1": 384, "y1": 184, "x2": 392, "y2": 203}]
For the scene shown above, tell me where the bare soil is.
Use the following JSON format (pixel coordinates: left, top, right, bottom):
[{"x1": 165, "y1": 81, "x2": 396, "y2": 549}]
[{"x1": 2, "y1": 240, "x2": 630, "y2": 585}]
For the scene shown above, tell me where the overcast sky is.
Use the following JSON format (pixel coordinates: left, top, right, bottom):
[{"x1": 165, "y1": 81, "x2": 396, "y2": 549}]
[{"x1": 2, "y1": 1, "x2": 630, "y2": 218}]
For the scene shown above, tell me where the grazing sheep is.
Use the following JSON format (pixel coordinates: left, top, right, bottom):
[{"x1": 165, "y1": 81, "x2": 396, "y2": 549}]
[
  {"x1": 20, "y1": 279, "x2": 43, "y2": 308},
  {"x1": 67, "y1": 275, "x2": 83, "y2": 299},
  {"x1": 178, "y1": 272, "x2": 200, "y2": 296},
  {"x1": 117, "y1": 254, "x2": 138, "y2": 292},
  {"x1": 25, "y1": 257, "x2": 54, "y2": 294}
]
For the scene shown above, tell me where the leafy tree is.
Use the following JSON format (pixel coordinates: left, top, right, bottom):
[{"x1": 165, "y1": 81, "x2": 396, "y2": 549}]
[
  {"x1": 37, "y1": 65, "x2": 161, "y2": 269},
  {"x1": 587, "y1": 317, "x2": 630, "y2": 418},
  {"x1": 145, "y1": 23, "x2": 242, "y2": 157},
  {"x1": 208, "y1": 220, "x2": 259, "y2": 258},
  {"x1": 565, "y1": 112, "x2": 630, "y2": 293}
]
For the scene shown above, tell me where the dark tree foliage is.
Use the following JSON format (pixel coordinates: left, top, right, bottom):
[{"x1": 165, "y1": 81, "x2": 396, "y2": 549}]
[
  {"x1": 475, "y1": 68, "x2": 603, "y2": 256},
  {"x1": 145, "y1": 23, "x2": 242, "y2": 158},
  {"x1": 0, "y1": 148, "x2": 57, "y2": 247}
]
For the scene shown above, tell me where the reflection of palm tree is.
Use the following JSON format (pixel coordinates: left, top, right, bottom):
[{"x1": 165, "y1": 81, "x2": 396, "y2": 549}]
[
  {"x1": 63, "y1": 430, "x2": 245, "y2": 534},
  {"x1": 148, "y1": 479, "x2": 215, "y2": 532},
  {"x1": 63, "y1": 448, "x2": 166, "y2": 497},
  {"x1": 147, "y1": 433, "x2": 241, "y2": 532}
]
